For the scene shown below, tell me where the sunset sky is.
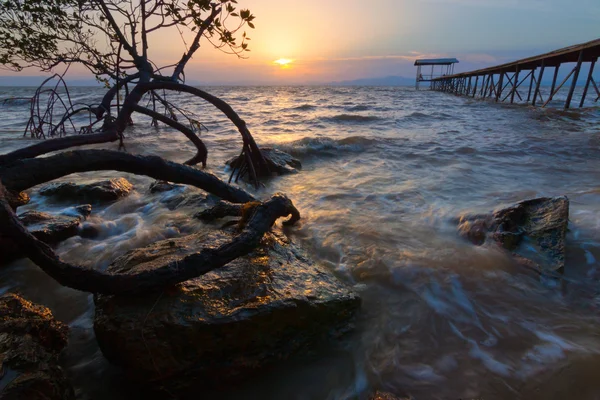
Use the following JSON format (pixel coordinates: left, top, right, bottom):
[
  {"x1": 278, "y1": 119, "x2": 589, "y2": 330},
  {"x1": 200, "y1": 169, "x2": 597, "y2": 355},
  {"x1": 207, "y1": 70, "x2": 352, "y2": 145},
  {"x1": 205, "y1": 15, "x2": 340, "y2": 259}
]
[{"x1": 3, "y1": 0, "x2": 599, "y2": 84}]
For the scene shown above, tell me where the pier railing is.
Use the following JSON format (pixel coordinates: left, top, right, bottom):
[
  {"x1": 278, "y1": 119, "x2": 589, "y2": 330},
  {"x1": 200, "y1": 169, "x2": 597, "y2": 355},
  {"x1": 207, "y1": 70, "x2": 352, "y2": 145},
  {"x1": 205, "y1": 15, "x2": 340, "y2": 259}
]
[{"x1": 430, "y1": 38, "x2": 600, "y2": 109}]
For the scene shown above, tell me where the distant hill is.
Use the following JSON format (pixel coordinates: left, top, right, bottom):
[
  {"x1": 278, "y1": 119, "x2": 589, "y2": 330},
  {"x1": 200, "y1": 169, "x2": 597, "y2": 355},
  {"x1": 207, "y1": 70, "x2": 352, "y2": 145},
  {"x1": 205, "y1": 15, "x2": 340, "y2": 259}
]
[{"x1": 329, "y1": 75, "x2": 414, "y2": 86}]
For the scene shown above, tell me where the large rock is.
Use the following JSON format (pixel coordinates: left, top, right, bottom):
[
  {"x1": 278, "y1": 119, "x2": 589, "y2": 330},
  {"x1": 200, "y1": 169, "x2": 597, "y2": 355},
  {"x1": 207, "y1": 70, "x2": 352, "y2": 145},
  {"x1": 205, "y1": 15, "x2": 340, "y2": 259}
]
[
  {"x1": 0, "y1": 205, "x2": 91, "y2": 264},
  {"x1": 94, "y1": 229, "x2": 360, "y2": 392},
  {"x1": 457, "y1": 196, "x2": 569, "y2": 275},
  {"x1": 39, "y1": 178, "x2": 132, "y2": 203},
  {"x1": 226, "y1": 148, "x2": 302, "y2": 176},
  {"x1": 0, "y1": 293, "x2": 74, "y2": 400}
]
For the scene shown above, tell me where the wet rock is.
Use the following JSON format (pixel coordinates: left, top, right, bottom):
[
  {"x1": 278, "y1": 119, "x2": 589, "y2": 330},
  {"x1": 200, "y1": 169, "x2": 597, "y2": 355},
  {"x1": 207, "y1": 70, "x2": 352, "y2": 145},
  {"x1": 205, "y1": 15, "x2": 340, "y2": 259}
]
[
  {"x1": 5, "y1": 190, "x2": 29, "y2": 211},
  {"x1": 226, "y1": 148, "x2": 302, "y2": 176},
  {"x1": 94, "y1": 229, "x2": 360, "y2": 392},
  {"x1": 39, "y1": 178, "x2": 133, "y2": 203},
  {"x1": 457, "y1": 196, "x2": 569, "y2": 275},
  {"x1": 161, "y1": 192, "x2": 213, "y2": 211},
  {"x1": 148, "y1": 180, "x2": 185, "y2": 193},
  {"x1": 0, "y1": 293, "x2": 74, "y2": 400},
  {"x1": 0, "y1": 205, "x2": 91, "y2": 264},
  {"x1": 369, "y1": 391, "x2": 409, "y2": 400}
]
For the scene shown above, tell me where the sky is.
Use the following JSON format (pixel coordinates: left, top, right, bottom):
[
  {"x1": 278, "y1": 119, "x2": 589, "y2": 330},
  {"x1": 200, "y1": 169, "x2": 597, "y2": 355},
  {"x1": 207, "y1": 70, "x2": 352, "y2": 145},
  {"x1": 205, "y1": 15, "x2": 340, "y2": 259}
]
[{"x1": 2, "y1": 0, "x2": 599, "y2": 84}]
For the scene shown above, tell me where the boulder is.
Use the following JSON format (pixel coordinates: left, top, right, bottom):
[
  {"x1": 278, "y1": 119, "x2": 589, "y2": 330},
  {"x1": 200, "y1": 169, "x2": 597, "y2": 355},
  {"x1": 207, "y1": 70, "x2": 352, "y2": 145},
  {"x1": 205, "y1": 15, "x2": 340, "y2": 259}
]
[
  {"x1": 457, "y1": 196, "x2": 569, "y2": 275},
  {"x1": 94, "y1": 229, "x2": 360, "y2": 393},
  {"x1": 226, "y1": 148, "x2": 302, "y2": 176},
  {"x1": 0, "y1": 205, "x2": 91, "y2": 264},
  {"x1": 39, "y1": 178, "x2": 132, "y2": 203},
  {"x1": 0, "y1": 293, "x2": 74, "y2": 400}
]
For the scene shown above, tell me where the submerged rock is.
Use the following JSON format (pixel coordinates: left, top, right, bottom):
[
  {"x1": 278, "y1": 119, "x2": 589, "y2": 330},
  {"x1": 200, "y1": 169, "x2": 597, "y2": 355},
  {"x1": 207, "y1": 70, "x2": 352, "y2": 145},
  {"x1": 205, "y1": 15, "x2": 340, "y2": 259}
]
[
  {"x1": 94, "y1": 229, "x2": 360, "y2": 392},
  {"x1": 226, "y1": 147, "x2": 302, "y2": 176},
  {"x1": 39, "y1": 178, "x2": 133, "y2": 203},
  {"x1": 0, "y1": 205, "x2": 91, "y2": 264},
  {"x1": 148, "y1": 180, "x2": 184, "y2": 193},
  {"x1": 457, "y1": 196, "x2": 569, "y2": 275},
  {"x1": 147, "y1": 180, "x2": 217, "y2": 211},
  {"x1": 0, "y1": 293, "x2": 74, "y2": 400},
  {"x1": 160, "y1": 191, "x2": 214, "y2": 211}
]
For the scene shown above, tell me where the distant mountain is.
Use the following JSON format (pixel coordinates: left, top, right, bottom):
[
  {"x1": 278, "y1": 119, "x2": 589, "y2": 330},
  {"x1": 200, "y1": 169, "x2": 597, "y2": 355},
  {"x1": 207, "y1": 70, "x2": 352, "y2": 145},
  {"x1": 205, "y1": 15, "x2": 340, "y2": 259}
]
[{"x1": 329, "y1": 75, "x2": 414, "y2": 86}]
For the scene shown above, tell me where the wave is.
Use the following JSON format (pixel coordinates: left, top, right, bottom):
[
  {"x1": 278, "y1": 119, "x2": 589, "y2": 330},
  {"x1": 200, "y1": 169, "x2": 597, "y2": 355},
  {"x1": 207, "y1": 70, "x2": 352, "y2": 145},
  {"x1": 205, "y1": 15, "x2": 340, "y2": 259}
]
[
  {"x1": 275, "y1": 136, "x2": 377, "y2": 157},
  {"x1": 1, "y1": 97, "x2": 31, "y2": 107},
  {"x1": 325, "y1": 114, "x2": 382, "y2": 123},
  {"x1": 401, "y1": 111, "x2": 455, "y2": 121},
  {"x1": 345, "y1": 105, "x2": 371, "y2": 112},
  {"x1": 290, "y1": 104, "x2": 316, "y2": 111}
]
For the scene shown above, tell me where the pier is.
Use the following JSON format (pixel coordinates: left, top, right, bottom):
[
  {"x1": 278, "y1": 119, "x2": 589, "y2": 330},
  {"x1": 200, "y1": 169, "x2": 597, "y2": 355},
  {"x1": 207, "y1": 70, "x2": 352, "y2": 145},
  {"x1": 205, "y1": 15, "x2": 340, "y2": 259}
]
[{"x1": 425, "y1": 38, "x2": 600, "y2": 109}]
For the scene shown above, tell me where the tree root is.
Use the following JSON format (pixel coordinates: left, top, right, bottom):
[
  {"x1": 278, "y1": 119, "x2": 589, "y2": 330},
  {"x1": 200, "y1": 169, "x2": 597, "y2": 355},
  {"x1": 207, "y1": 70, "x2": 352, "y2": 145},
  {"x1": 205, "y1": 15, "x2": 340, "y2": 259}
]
[
  {"x1": 0, "y1": 178, "x2": 299, "y2": 295},
  {"x1": 0, "y1": 149, "x2": 253, "y2": 204},
  {"x1": 0, "y1": 150, "x2": 300, "y2": 294}
]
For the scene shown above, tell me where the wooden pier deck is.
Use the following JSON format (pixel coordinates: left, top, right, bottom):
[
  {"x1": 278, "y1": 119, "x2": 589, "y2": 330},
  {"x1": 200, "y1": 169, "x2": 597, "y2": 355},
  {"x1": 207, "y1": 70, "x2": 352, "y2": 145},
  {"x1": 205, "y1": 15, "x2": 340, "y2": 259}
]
[{"x1": 429, "y1": 38, "x2": 600, "y2": 109}]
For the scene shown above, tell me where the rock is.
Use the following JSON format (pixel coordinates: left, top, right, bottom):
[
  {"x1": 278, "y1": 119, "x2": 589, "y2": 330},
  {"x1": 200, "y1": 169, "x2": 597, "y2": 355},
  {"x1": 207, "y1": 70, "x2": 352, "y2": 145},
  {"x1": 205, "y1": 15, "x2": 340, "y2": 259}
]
[
  {"x1": 0, "y1": 205, "x2": 91, "y2": 264},
  {"x1": 161, "y1": 192, "x2": 214, "y2": 211},
  {"x1": 0, "y1": 293, "x2": 74, "y2": 400},
  {"x1": 149, "y1": 180, "x2": 185, "y2": 193},
  {"x1": 226, "y1": 148, "x2": 302, "y2": 176},
  {"x1": 147, "y1": 180, "x2": 215, "y2": 211},
  {"x1": 369, "y1": 391, "x2": 409, "y2": 400},
  {"x1": 39, "y1": 178, "x2": 133, "y2": 203},
  {"x1": 94, "y1": 229, "x2": 360, "y2": 392},
  {"x1": 457, "y1": 197, "x2": 569, "y2": 275},
  {"x1": 5, "y1": 190, "x2": 29, "y2": 211}
]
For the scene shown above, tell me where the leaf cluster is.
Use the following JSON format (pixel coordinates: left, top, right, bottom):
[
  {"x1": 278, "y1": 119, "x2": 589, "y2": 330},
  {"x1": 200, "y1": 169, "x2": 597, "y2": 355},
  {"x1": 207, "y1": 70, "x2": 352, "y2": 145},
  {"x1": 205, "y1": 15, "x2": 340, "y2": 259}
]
[{"x1": 0, "y1": 0, "x2": 256, "y2": 80}]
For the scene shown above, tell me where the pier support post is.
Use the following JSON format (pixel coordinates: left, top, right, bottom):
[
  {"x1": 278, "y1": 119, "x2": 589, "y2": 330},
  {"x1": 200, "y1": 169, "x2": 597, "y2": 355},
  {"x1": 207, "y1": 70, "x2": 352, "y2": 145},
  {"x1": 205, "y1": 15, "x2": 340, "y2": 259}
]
[
  {"x1": 532, "y1": 61, "x2": 545, "y2": 106},
  {"x1": 510, "y1": 67, "x2": 520, "y2": 104},
  {"x1": 550, "y1": 65, "x2": 560, "y2": 100},
  {"x1": 565, "y1": 50, "x2": 584, "y2": 109},
  {"x1": 496, "y1": 73, "x2": 505, "y2": 102},
  {"x1": 482, "y1": 75, "x2": 489, "y2": 97},
  {"x1": 472, "y1": 76, "x2": 479, "y2": 97},
  {"x1": 579, "y1": 58, "x2": 596, "y2": 107},
  {"x1": 488, "y1": 75, "x2": 496, "y2": 99},
  {"x1": 526, "y1": 68, "x2": 536, "y2": 103}
]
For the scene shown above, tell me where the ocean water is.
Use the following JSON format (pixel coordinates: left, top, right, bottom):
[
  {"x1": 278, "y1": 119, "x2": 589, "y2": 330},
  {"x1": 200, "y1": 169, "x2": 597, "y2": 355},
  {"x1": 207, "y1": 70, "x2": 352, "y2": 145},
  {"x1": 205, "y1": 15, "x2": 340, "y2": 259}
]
[{"x1": 1, "y1": 85, "x2": 600, "y2": 399}]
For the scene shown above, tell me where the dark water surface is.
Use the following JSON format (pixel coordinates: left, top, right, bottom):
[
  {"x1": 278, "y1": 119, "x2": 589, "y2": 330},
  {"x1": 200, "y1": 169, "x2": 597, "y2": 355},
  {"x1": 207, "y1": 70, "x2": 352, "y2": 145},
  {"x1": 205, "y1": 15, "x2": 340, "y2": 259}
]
[{"x1": 1, "y1": 86, "x2": 600, "y2": 399}]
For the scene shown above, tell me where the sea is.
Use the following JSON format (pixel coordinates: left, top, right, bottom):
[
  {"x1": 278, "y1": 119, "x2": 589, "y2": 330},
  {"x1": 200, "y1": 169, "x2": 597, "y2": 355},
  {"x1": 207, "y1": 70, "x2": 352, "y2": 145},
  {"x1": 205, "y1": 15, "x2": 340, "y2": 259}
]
[{"x1": 1, "y1": 85, "x2": 600, "y2": 399}]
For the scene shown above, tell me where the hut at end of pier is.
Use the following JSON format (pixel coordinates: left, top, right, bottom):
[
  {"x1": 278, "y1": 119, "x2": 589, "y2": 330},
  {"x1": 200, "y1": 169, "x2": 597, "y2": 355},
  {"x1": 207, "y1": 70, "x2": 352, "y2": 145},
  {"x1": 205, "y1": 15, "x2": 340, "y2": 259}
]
[{"x1": 414, "y1": 58, "x2": 459, "y2": 90}]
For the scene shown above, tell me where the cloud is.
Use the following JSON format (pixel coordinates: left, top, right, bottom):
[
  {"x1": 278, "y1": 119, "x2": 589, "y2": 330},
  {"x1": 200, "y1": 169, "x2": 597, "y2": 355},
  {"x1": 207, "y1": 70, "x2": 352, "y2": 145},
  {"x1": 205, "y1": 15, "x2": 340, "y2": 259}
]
[
  {"x1": 417, "y1": 0, "x2": 546, "y2": 10},
  {"x1": 310, "y1": 51, "x2": 445, "y2": 63}
]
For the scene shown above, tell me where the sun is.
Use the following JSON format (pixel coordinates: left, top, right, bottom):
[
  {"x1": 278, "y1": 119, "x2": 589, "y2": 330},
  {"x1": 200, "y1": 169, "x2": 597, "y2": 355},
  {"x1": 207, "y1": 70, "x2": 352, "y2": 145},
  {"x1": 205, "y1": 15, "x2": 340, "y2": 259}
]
[{"x1": 273, "y1": 58, "x2": 293, "y2": 68}]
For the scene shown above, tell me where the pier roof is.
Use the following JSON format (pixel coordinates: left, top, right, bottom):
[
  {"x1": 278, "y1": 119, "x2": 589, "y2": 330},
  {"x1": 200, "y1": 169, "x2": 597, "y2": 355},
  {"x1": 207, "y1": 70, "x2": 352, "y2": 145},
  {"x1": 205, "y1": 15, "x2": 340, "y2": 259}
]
[
  {"x1": 433, "y1": 38, "x2": 600, "y2": 79},
  {"x1": 414, "y1": 58, "x2": 459, "y2": 66}
]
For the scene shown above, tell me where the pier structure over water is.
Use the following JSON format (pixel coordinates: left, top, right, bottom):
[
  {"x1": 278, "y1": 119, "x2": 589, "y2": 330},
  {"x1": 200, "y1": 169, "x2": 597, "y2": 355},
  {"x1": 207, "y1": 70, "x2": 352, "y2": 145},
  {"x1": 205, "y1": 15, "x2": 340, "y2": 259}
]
[
  {"x1": 428, "y1": 38, "x2": 600, "y2": 109},
  {"x1": 414, "y1": 58, "x2": 459, "y2": 90}
]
